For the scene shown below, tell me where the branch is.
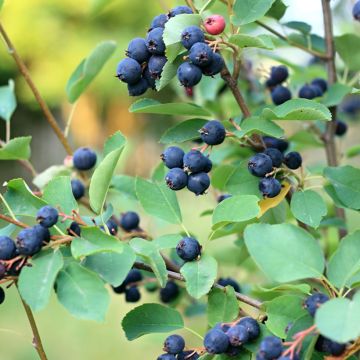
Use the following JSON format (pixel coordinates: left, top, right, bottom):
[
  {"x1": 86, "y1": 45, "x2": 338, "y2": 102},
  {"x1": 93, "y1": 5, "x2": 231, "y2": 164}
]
[
  {"x1": 0, "y1": 213, "x2": 28, "y2": 228},
  {"x1": 0, "y1": 23, "x2": 73, "y2": 156},
  {"x1": 134, "y1": 261, "x2": 263, "y2": 309}
]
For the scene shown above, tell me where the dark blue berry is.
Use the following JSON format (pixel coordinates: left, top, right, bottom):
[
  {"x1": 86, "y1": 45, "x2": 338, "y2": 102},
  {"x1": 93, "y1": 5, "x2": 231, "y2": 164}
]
[
  {"x1": 299, "y1": 84, "x2": 317, "y2": 99},
  {"x1": 36, "y1": 206, "x2": 58, "y2": 228},
  {"x1": 218, "y1": 277, "x2": 241, "y2": 292},
  {"x1": 169, "y1": 6, "x2": 193, "y2": 17},
  {"x1": 315, "y1": 336, "x2": 346, "y2": 356},
  {"x1": 214, "y1": 322, "x2": 231, "y2": 333},
  {"x1": 143, "y1": 66, "x2": 156, "y2": 89},
  {"x1": 226, "y1": 345, "x2": 242, "y2": 357},
  {"x1": 0, "y1": 236, "x2": 16, "y2": 260},
  {"x1": 177, "y1": 351, "x2": 199, "y2": 360},
  {"x1": 73, "y1": 147, "x2": 97, "y2": 171},
  {"x1": 202, "y1": 52, "x2": 224, "y2": 76},
  {"x1": 112, "y1": 269, "x2": 142, "y2": 294},
  {"x1": 125, "y1": 286, "x2": 141, "y2": 302},
  {"x1": 311, "y1": 78, "x2": 327, "y2": 93},
  {"x1": 304, "y1": 293, "x2": 329, "y2": 317},
  {"x1": 160, "y1": 281, "x2": 179, "y2": 303},
  {"x1": 259, "y1": 336, "x2": 283, "y2": 359},
  {"x1": 271, "y1": 85, "x2": 292, "y2": 105},
  {"x1": 183, "y1": 150, "x2": 208, "y2": 173},
  {"x1": 268, "y1": 65, "x2": 289, "y2": 86},
  {"x1": 284, "y1": 151, "x2": 302, "y2": 170},
  {"x1": 278, "y1": 356, "x2": 300, "y2": 360},
  {"x1": 163, "y1": 334, "x2": 185, "y2": 354},
  {"x1": 203, "y1": 157, "x2": 212, "y2": 173},
  {"x1": 148, "y1": 55, "x2": 167, "y2": 79},
  {"x1": 68, "y1": 222, "x2": 81, "y2": 237},
  {"x1": 217, "y1": 194, "x2": 232, "y2": 203},
  {"x1": 146, "y1": 27, "x2": 165, "y2": 55},
  {"x1": 33, "y1": 224, "x2": 51, "y2": 244},
  {"x1": 226, "y1": 325, "x2": 249, "y2": 346},
  {"x1": 264, "y1": 148, "x2": 283, "y2": 168},
  {"x1": 106, "y1": 219, "x2": 118, "y2": 235},
  {"x1": 150, "y1": 14, "x2": 168, "y2": 29},
  {"x1": 181, "y1": 26, "x2": 205, "y2": 49},
  {"x1": 161, "y1": 146, "x2": 185, "y2": 168},
  {"x1": 128, "y1": 78, "x2": 149, "y2": 96},
  {"x1": 263, "y1": 136, "x2": 289, "y2": 152},
  {"x1": 177, "y1": 62, "x2": 202, "y2": 87},
  {"x1": 187, "y1": 172, "x2": 210, "y2": 195},
  {"x1": 236, "y1": 317, "x2": 260, "y2": 340},
  {"x1": 116, "y1": 58, "x2": 142, "y2": 84},
  {"x1": 353, "y1": 0, "x2": 360, "y2": 21},
  {"x1": 120, "y1": 211, "x2": 140, "y2": 231},
  {"x1": 259, "y1": 178, "x2": 282, "y2": 198},
  {"x1": 312, "y1": 84, "x2": 324, "y2": 97},
  {"x1": 0, "y1": 287, "x2": 5, "y2": 305},
  {"x1": 248, "y1": 153, "x2": 273, "y2": 177},
  {"x1": 204, "y1": 328, "x2": 230, "y2": 354},
  {"x1": 200, "y1": 120, "x2": 226, "y2": 145},
  {"x1": 335, "y1": 120, "x2": 347, "y2": 136},
  {"x1": 189, "y1": 42, "x2": 213, "y2": 67},
  {"x1": 16, "y1": 227, "x2": 44, "y2": 256},
  {"x1": 341, "y1": 95, "x2": 360, "y2": 116},
  {"x1": 126, "y1": 38, "x2": 150, "y2": 64},
  {"x1": 176, "y1": 237, "x2": 201, "y2": 262},
  {"x1": 71, "y1": 179, "x2": 85, "y2": 200},
  {"x1": 157, "y1": 354, "x2": 176, "y2": 360},
  {"x1": 165, "y1": 168, "x2": 188, "y2": 190}
]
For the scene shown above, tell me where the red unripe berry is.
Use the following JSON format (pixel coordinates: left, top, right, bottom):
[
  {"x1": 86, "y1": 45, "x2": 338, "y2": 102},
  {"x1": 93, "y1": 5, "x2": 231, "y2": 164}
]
[
  {"x1": 204, "y1": 15, "x2": 226, "y2": 35},
  {"x1": 185, "y1": 87, "x2": 193, "y2": 98}
]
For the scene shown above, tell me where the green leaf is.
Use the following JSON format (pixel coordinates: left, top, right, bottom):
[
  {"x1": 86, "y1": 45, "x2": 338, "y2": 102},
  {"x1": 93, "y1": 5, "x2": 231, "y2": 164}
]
[
  {"x1": 66, "y1": 41, "x2": 116, "y2": 103},
  {"x1": 283, "y1": 21, "x2": 311, "y2": 34},
  {"x1": 335, "y1": 34, "x2": 360, "y2": 71},
  {"x1": 232, "y1": 0, "x2": 276, "y2": 26},
  {"x1": 122, "y1": 303, "x2": 184, "y2": 340},
  {"x1": 324, "y1": 166, "x2": 360, "y2": 210},
  {"x1": 152, "y1": 234, "x2": 182, "y2": 250},
  {"x1": 212, "y1": 195, "x2": 260, "y2": 229},
  {"x1": 0, "y1": 79, "x2": 16, "y2": 122},
  {"x1": 89, "y1": 132, "x2": 126, "y2": 214},
  {"x1": 103, "y1": 131, "x2": 126, "y2": 157},
  {"x1": 33, "y1": 165, "x2": 71, "y2": 189},
  {"x1": 130, "y1": 238, "x2": 168, "y2": 287},
  {"x1": 56, "y1": 262, "x2": 109, "y2": 322},
  {"x1": 160, "y1": 118, "x2": 208, "y2": 144},
  {"x1": 18, "y1": 249, "x2": 64, "y2": 311},
  {"x1": 71, "y1": 226, "x2": 125, "y2": 259},
  {"x1": 0, "y1": 223, "x2": 17, "y2": 237},
  {"x1": 136, "y1": 177, "x2": 182, "y2": 224},
  {"x1": 110, "y1": 175, "x2": 137, "y2": 199},
  {"x1": 82, "y1": 203, "x2": 114, "y2": 226},
  {"x1": 211, "y1": 165, "x2": 236, "y2": 191},
  {"x1": 346, "y1": 144, "x2": 360, "y2": 158},
  {"x1": 207, "y1": 287, "x2": 239, "y2": 327},
  {"x1": 0, "y1": 0, "x2": 4, "y2": 11},
  {"x1": 156, "y1": 56, "x2": 183, "y2": 91},
  {"x1": 244, "y1": 223, "x2": 325, "y2": 282},
  {"x1": 265, "y1": 0, "x2": 287, "y2": 20},
  {"x1": 262, "y1": 99, "x2": 331, "y2": 121},
  {"x1": 129, "y1": 98, "x2": 211, "y2": 117},
  {"x1": 265, "y1": 295, "x2": 307, "y2": 338},
  {"x1": 290, "y1": 190, "x2": 327, "y2": 228},
  {"x1": 0, "y1": 136, "x2": 31, "y2": 160},
  {"x1": 229, "y1": 34, "x2": 274, "y2": 49},
  {"x1": 235, "y1": 117, "x2": 284, "y2": 138},
  {"x1": 180, "y1": 254, "x2": 218, "y2": 299},
  {"x1": 84, "y1": 244, "x2": 136, "y2": 286},
  {"x1": 321, "y1": 83, "x2": 351, "y2": 107},
  {"x1": 315, "y1": 292, "x2": 360, "y2": 343},
  {"x1": 288, "y1": 33, "x2": 325, "y2": 54},
  {"x1": 327, "y1": 231, "x2": 360, "y2": 288}
]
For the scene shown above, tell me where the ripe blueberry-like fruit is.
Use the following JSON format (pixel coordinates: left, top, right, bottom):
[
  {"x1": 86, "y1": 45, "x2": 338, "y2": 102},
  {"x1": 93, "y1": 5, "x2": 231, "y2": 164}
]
[
  {"x1": 128, "y1": 78, "x2": 149, "y2": 96},
  {"x1": 311, "y1": 78, "x2": 328, "y2": 93},
  {"x1": 112, "y1": 269, "x2": 143, "y2": 294},
  {"x1": 341, "y1": 95, "x2": 360, "y2": 116},
  {"x1": 116, "y1": 58, "x2": 142, "y2": 84},
  {"x1": 0, "y1": 236, "x2": 16, "y2": 260},
  {"x1": 299, "y1": 84, "x2": 318, "y2": 99},
  {"x1": 176, "y1": 237, "x2": 201, "y2": 261},
  {"x1": 217, "y1": 194, "x2": 232, "y2": 203},
  {"x1": 284, "y1": 151, "x2": 302, "y2": 169},
  {"x1": 226, "y1": 325, "x2": 249, "y2": 346},
  {"x1": 73, "y1": 147, "x2": 97, "y2": 171},
  {"x1": 187, "y1": 172, "x2": 210, "y2": 195},
  {"x1": 161, "y1": 146, "x2": 185, "y2": 168},
  {"x1": 168, "y1": 5, "x2": 193, "y2": 17},
  {"x1": 258, "y1": 336, "x2": 283, "y2": 359},
  {"x1": 189, "y1": 43, "x2": 213, "y2": 67},
  {"x1": 126, "y1": 38, "x2": 150, "y2": 64},
  {"x1": 214, "y1": 322, "x2": 231, "y2": 333},
  {"x1": 259, "y1": 178, "x2": 282, "y2": 198},
  {"x1": 199, "y1": 120, "x2": 226, "y2": 145},
  {"x1": 36, "y1": 206, "x2": 59, "y2": 228},
  {"x1": 304, "y1": 293, "x2": 329, "y2": 317},
  {"x1": 71, "y1": 179, "x2": 85, "y2": 200},
  {"x1": 237, "y1": 317, "x2": 260, "y2": 340},
  {"x1": 148, "y1": 55, "x2": 167, "y2": 79},
  {"x1": 267, "y1": 65, "x2": 289, "y2": 87},
  {"x1": 311, "y1": 84, "x2": 324, "y2": 97},
  {"x1": 0, "y1": 287, "x2": 5, "y2": 305},
  {"x1": 16, "y1": 227, "x2": 44, "y2": 256},
  {"x1": 177, "y1": 62, "x2": 202, "y2": 87},
  {"x1": 204, "y1": 328, "x2": 230, "y2": 354},
  {"x1": 278, "y1": 356, "x2": 300, "y2": 360},
  {"x1": 203, "y1": 157, "x2": 213, "y2": 173},
  {"x1": 202, "y1": 52, "x2": 224, "y2": 76},
  {"x1": 181, "y1": 26, "x2": 205, "y2": 50},
  {"x1": 183, "y1": 150, "x2": 208, "y2": 173},
  {"x1": 120, "y1": 211, "x2": 140, "y2": 231},
  {"x1": 218, "y1": 277, "x2": 241, "y2": 292},
  {"x1": 177, "y1": 351, "x2": 199, "y2": 360},
  {"x1": 248, "y1": 153, "x2": 273, "y2": 177},
  {"x1": 204, "y1": 14, "x2": 226, "y2": 35},
  {"x1": 125, "y1": 286, "x2": 141, "y2": 302},
  {"x1": 150, "y1": 14, "x2": 168, "y2": 29},
  {"x1": 353, "y1": 0, "x2": 360, "y2": 21},
  {"x1": 335, "y1": 120, "x2": 348, "y2": 136},
  {"x1": 157, "y1": 354, "x2": 176, "y2": 360},
  {"x1": 271, "y1": 85, "x2": 292, "y2": 105},
  {"x1": 68, "y1": 222, "x2": 81, "y2": 237},
  {"x1": 315, "y1": 336, "x2": 346, "y2": 356},
  {"x1": 160, "y1": 281, "x2": 179, "y2": 303},
  {"x1": 146, "y1": 27, "x2": 166, "y2": 55},
  {"x1": 143, "y1": 66, "x2": 156, "y2": 89},
  {"x1": 106, "y1": 219, "x2": 118, "y2": 235},
  {"x1": 33, "y1": 224, "x2": 51, "y2": 244},
  {"x1": 263, "y1": 136, "x2": 289, "y2": 153},
  {"x1": 163, "y1": 334, "x2": 185, "y2": 354},
  {"x1": 264, "y1": 148, "x2": 283, "y2": 168},
  {"x1": 165, "y1": 168, "x2": 188, "y2": 191}
]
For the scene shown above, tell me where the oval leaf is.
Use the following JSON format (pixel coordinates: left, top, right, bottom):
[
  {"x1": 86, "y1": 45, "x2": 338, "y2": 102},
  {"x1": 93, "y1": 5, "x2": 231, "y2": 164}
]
[
  {"x1": 0, "y1": 79, "x2": 16, "y2": 122},
  {"x1": 232, "y1": 0, "x2": 276, "y2": 26},
  {"x1": 0, "y1": 136, "x2": 31, "y2": 160}
]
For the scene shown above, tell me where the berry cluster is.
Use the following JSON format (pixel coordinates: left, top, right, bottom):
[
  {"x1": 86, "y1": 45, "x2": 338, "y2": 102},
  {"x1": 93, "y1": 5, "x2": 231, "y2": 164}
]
[
  {"x1": 112, "y1": 269, "x2": 143, "y2": 303},
  {"x1": 158, "y1": 334, "x2": 199, "y2": 360},
  {"x1": 265, "y1": 65, "x2": 291, "y2": 105},
  {"x1": 298, "y1": 78, "x2": 328, "y2": 100}
]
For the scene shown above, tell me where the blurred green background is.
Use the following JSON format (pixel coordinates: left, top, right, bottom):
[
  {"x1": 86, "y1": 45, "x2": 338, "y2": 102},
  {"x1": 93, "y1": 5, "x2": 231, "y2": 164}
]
[{"x1": 0, "y1": 0, "x2": 359, "y2": 359}]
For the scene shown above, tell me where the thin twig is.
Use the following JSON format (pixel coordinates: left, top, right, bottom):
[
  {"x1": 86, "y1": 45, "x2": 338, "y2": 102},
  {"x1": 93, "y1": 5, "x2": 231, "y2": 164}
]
[{"x1": 0, "y1": 213, "x2": 28, "y2": 228}]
